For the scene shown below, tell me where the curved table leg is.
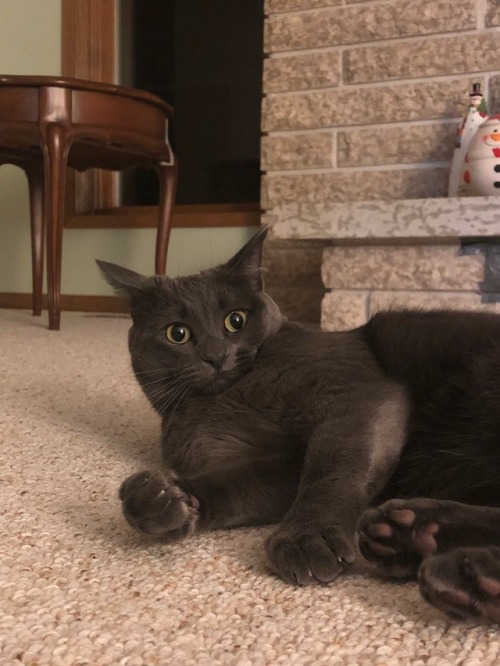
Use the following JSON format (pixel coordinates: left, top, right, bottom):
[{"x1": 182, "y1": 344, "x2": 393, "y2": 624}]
[
  {"x1": 42, "y1": 125, "x2": 69, "y2": 331},
  {"x1": 155, "y1": 158, "x2": 177, "y2": 275},
  {"x1": 25, "y1": 161, "x2": 45, "y2": 316}
]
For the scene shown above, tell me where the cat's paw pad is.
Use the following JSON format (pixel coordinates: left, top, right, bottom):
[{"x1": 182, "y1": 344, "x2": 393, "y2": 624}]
[
  {"x1": 119, "y1": 470, "x2": 199, "y2": 541},
  {"x1": 358, "y1": 499, "x2": 440, "y2": 579},
  {"x1": 419, "y1": 546, "x2": 500, "y2": 622},
  {"x1": 265, "y1": 525, "x2": 356, "y2": 586}
]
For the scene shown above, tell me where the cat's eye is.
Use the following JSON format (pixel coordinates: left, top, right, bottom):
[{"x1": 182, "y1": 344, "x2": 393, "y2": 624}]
[
  {"x1": 166, "y1": 323, "x2": 191, "y2": 344},
  {"x1": 224, "y1": 310, "x2": 247, "y2": 333}
]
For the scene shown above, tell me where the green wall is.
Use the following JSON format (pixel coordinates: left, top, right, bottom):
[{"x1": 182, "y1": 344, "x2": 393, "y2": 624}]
[
  {"x1": 0, "y1": 0, "x2": 257, "y2": 298},
  {"x1": 0, "y1": 0, "x2": 61, "y2": 294}
]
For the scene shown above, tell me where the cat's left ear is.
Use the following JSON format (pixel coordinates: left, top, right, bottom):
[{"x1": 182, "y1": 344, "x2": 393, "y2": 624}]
[{"x1": 220, "y1": 226, "x2": 268, "y2": 290}]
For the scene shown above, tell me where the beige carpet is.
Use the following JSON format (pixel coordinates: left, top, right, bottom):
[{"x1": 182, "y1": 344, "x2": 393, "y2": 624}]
[{"x1": 2, "y1": 308, "x2": 500, "y2": 665}]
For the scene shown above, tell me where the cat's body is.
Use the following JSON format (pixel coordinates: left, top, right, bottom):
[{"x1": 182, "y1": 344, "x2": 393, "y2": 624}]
[
  {"x1": 98, "y1": 229, "x2": 500, "y2": 622},
  {"x1": 157, "y1": 320, "x2": 406, "y2": 529}
]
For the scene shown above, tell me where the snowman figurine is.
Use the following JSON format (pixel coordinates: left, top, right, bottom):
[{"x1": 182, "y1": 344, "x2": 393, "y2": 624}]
[
  {"x1": 461, "y1": 114, "x2": 500, "y2": 196},
  {"x1": 448, "y1": 82, "x2": 488, "y2": 196}
]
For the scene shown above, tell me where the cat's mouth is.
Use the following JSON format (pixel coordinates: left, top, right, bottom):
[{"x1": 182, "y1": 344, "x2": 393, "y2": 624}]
[{"x1": 195, "y1": 367, "x2": 245, "y2": 396}]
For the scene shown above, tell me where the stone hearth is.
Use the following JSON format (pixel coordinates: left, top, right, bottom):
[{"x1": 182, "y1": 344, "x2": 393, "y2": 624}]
[{"x1": 265, "y1": 196, "x2": 500, "y2": 330}]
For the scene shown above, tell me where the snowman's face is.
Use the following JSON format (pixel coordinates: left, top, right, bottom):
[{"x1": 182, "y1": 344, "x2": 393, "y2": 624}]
[
  {"x1": 482, "y1": 125, "x2": 500, "y2": 146},
  {"x1": 479, "y1": 120, "x2": 500, "y2": 147}
]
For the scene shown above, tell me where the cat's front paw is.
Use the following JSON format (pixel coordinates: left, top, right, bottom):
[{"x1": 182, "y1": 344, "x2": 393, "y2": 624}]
[
  {"x1": 119, "y1": 470, "x2": 199, "y2": 541},
  {"x1": 265, "y1": 524, "x2": 356, "y2": 586}
]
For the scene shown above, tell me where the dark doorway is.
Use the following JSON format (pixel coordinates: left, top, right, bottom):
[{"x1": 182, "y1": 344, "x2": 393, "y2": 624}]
[{"x1": 120, "y1": 0, "x2": 264, "y2": 207}]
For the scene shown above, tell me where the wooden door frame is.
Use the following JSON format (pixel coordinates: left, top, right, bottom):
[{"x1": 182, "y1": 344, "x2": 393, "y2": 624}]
[
  {"x1": 61, "y1": 0, "x2": 260, "y2": 229},
  {"x1": 61, "y1": 0, "x2": 117, "y2": 217}
]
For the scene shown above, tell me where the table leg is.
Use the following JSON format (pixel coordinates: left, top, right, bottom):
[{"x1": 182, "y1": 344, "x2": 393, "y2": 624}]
[
  {"x1": 26, "y1": 161, "x2": 45, "y2": 316},
  {"x1": 43, "y1": 124, "x2": 68, "y2": 331},
  {"x1": 155, "y1": 159, "x2": 177, "y2": 275}
]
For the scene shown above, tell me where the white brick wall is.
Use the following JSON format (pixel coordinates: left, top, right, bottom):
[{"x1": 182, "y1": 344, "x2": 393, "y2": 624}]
[{"x1": 260, "y1": 0, "x2": 500, "y2": 324}]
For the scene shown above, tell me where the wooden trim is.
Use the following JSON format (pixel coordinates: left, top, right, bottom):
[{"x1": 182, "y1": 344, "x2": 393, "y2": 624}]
[
  {"x1": 61, "y1": 0, "x2": 116, "y2": 213},
  {"x1": 0, "y1": 293, "x2": 127, "y2": 313},
  {"x1": 61, "y1": 0, "x2": 115, "y2": 83},
  {"x1": 66, "y1": 203, "x2": 262, "y2": 229}
]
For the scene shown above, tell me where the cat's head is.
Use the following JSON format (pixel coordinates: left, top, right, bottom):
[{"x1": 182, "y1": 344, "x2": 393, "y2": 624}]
[{"x1": 97, "y1": 228, "x2": 284, "y2": 406}]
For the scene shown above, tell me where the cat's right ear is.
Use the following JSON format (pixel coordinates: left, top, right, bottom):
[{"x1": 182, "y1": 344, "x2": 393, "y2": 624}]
[
  {"x1": 96, "y1": 260, "x2": 148, "y2": 306},
  {"x1": 220, "y1": 226, "x2": 268, "y2": 290}
]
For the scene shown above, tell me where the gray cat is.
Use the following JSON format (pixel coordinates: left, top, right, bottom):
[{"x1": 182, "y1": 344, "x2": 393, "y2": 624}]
[{"x1": 98, "y1": 228, "x2": 500, "y2": 622}]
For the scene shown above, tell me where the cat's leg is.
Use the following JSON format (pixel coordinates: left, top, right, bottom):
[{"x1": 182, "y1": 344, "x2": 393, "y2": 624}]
[
  {"x1": 265, "y1": 443, "x2": 367, "y2": 585},
  {"x1": 419, "y1": 546, "x2": 500, "y2": 622},
  {"x1": 358, "y1": 498, "x2": 500, "y2": 579},
  {"x1": 120, "y1": 460, "x2": 299, "y2": 542},
  {"x1": 265, "y1": 389, "x2": 408, "y2": 585}
]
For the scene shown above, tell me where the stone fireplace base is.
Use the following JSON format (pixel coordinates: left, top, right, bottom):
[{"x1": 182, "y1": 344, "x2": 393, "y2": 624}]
[
  {"x1": 321, "y1": 243, "x2": 499, "y2": 330},
  {"x1": 265, "y1": 196, "x2": 500, "y2": 331}
]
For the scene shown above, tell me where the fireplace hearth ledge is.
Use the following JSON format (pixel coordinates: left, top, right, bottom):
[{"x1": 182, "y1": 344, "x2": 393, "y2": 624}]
[{"x1": 264, "y1": 196, "x2": 500, "y2": 242}]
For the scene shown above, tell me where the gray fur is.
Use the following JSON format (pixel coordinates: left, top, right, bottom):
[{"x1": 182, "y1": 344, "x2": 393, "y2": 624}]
[{"x1": 98, "y1": 229, "x2": 500, "y2": 619}]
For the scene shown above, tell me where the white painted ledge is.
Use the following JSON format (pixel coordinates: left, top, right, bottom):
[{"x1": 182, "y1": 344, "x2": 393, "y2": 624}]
[{"x1": 264, "y1": 197, "x2": 500, "y2": 241}]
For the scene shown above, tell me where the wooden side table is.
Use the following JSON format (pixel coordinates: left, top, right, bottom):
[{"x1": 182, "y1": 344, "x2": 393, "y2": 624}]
[{"x1": 0, "y1": 75, "x2": 177, "y2": 330}]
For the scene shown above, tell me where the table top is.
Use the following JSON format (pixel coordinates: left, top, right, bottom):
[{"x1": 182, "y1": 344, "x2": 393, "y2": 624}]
[{"x1": 0, "y1": 74, "x2": 174, "y2": 117}]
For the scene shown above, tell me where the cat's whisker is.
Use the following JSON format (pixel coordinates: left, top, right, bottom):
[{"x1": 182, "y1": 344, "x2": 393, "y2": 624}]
[
  {"x1": 149, "y1": 387, "x2": 180, "y2": 413},
  {"x1": 162, "y1": 384, "x2": 192, "y2": 428},
  {"x1": 156, "y1": 389, "x2": 180, "y2": 416},
  {"x1": 133, "y1": 368, "x2": 185, "y2": 378},
  {"x1": 137, "y1": 366, "x2": 198, "y2": 378},
  {"x1": 142, "y1": 369, "x2": 198, "y2": 407},
  {"x1": 138, "y1": 369, "x2": 198, "y2": 392},
  {"x1": 157, "y1": 382, "x2": 191, "y2": 417},
  {"x1": 139, "y1": 375, "x2": 183, "y2": 389},
  {"x1": 146, "y1": 377, "x2": 189, "y2": 403}
]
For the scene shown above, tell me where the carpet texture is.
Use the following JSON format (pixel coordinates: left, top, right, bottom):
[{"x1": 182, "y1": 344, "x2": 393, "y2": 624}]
[{"x1": 1, "y1": 308, "x2": 500, "y2": 665}]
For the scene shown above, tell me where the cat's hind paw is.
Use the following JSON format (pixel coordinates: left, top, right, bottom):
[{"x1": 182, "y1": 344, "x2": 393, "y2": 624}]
[
  {"x1": 119, "y1": 470, "x2": 199, "y2": 541},
  {"x1": 419, "y1": 546, "x2": 500, "y2": 622},
  {"x1": 358, "y1": 498, "x2": 440, "y2": 580}
]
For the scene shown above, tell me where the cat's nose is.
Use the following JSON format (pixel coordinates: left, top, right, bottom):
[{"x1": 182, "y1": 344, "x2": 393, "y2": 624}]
[
  {"x1": 202, "y1": 338, "x2": 228, "y2": 370},
  {"x1": 203, "y1": 352, "x2": 228, "y2": 370}
]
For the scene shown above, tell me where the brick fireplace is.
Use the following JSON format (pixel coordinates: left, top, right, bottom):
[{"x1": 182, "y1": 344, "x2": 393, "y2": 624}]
[{"x1": 261, "y1": 0, "x2": 500, "y2": 328}]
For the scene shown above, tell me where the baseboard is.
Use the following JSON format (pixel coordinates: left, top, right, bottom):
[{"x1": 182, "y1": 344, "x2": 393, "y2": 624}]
[{"x1": 0, "y1": 293, "x2": 127, "y2": 313}]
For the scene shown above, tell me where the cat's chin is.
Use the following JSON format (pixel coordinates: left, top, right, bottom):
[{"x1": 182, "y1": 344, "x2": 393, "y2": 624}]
[{"x1": 195, "y1": 372, "x2": 242, "y2": 396}]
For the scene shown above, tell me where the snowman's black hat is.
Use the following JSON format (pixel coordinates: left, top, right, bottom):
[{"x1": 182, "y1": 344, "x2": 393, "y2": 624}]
[{"x1": 470, "y1": 82, "x2": 483, "y2": 98}]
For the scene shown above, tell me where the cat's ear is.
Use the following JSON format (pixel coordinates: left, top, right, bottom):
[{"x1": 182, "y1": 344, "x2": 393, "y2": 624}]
[
  {"x1": 221, "y1": 226, "x2": 268, "y2": 290},
  {"x1": 96, "y1": 260, "x2": 149, "y2": 305}
]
